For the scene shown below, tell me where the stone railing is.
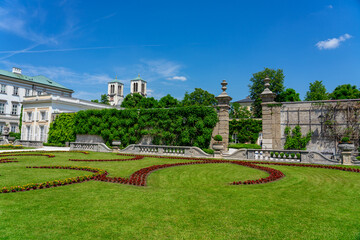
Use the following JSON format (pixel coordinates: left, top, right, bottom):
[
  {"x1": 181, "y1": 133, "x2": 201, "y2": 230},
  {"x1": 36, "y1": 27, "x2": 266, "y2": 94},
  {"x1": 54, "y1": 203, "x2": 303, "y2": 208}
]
[
  {"x1": 120, "y1": 144, "x2": 211, "y2": 158},
  {"x1": 70, "y1": 142, "x2": 112, "y2": 152},
  {"x1": 224, "y1": 149, "x2": 340, "y2": 165},
  {"x1": 13, "y1": 140, "x2": 43, "y2": 148}
]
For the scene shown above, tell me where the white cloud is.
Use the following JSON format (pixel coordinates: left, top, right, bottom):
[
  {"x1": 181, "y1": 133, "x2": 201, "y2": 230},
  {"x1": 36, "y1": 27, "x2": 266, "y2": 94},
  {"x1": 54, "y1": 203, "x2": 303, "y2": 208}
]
[
  {"x1": 316, "y1": 33, "x2": 352, "y2": 50},
  {"x1": 167, "y1": 76, "x2": 187, "y2": 81},
  {"x1": 327, "y1": 5, "x2": 333, "y2": 9}
]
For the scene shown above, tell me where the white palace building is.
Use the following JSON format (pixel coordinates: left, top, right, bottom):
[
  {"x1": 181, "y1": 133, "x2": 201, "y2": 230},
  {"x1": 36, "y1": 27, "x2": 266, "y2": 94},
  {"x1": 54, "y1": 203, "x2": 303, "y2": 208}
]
[{"x1": 0, "y1": 67, "x2": 147, "y2": 143}]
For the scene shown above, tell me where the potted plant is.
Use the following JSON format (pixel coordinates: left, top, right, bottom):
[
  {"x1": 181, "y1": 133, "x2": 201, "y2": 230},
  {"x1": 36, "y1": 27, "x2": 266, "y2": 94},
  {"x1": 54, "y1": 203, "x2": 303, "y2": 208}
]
[
  {"x1": 285, "y1": 153, "x2": 289, "y2": 158},
  {"x1": 270, "y1": 152, "x2": 274, "y2": 157},
  {"x1": 280, "y1": 152, "x2": 284, "y2": 158},
  {"x1": 212, "y1": 135, "x2": 224, "y2": 152},
  {"x1": 338, "y1": 137, "x2": 355, "y2": 152}
]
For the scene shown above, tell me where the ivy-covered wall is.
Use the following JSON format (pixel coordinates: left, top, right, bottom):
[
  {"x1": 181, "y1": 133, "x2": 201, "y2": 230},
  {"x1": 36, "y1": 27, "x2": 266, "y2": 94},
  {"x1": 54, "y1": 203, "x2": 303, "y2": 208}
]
[
  {"x1": 48, "y1": 113, "x2": 76, "y2": 144},
  {"x1": 48, "y1": 106, "x2": 218, "y2": 149},
  {"x1": 229, "y1": 119, "x2": 262, "y2": 144}
]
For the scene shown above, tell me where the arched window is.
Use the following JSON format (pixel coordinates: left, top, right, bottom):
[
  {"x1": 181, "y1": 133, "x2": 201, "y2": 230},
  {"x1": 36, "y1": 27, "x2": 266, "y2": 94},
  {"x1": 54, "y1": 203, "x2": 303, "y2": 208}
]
[
  {"x1": 141, "y1": 83, "x2": 145, "y2": 94},
  {"x1": 111, "y1": 85, "x2": 115, "y2": 94},
  {"x1": 118, "y1": 85, "x2": 121, "y2": 94}
]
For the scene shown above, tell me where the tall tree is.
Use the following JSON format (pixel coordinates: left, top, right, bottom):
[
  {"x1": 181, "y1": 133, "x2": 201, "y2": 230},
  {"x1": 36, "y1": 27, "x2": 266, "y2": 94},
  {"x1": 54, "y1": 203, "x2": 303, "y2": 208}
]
[
  {"x1": 91, "y1": 94, "x2": 110, "y2": 105},
  {"x1": 248, "y1": 68, "x2": 285, "y2": 117},
  {"x1": 137, "y1": 97, "x2": 158, "y2": 109},
  {"x1": 121, "y1": 93, "x2": 144, "y2": 108},
  {"x1": 329, "y1": 84, "x2": 360, "y2": 100},
  {"x1": 304, "y1": 80, "x2": 329, "y2": 101},
  {"x1": 182, "y1": 88, "x2": 217, "y2": 106},
  {"x1": 229, "y1": 102, "x2": 252, "y2": 119},
  {"x1": 158, "y1": 94, "x2": 180, "y2": 108},
  {"x1": 277, "y1": 88, "x2": 301, "y2": 102}
]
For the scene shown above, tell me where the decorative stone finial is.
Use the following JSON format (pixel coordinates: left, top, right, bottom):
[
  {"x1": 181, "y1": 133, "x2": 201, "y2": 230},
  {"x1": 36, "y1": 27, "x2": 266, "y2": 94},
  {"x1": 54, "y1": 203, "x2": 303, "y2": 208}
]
[
  {"x1": 260, "y1": 76, "x2": 276, "y2": 102},
  {"x1": 221, "y1": 80, "x2": 228, "y2": 92},
  {"x1": 264, "y1": 75, "x2": 271, "y2": 88}
]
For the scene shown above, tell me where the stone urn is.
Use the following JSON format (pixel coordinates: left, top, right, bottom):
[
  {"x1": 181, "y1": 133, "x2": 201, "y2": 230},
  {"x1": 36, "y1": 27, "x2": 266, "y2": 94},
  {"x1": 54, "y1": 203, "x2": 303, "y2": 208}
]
[
  {"x1": 212, "y1": 142, "x2": 224, "y2": 152},
  {"x1": 338, "y1": 143, "x2": 355, "y2": 152}
]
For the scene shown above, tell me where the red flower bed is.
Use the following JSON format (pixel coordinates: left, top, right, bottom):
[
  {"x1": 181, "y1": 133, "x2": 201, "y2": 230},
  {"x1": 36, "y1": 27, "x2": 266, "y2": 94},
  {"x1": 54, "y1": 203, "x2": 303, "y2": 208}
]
[
  {"x1": 0, "y1": 153, "x2": 55, "y2": 158},
  {"x1": 69, "y1": 155, "x2": 144, "y2": 162}
]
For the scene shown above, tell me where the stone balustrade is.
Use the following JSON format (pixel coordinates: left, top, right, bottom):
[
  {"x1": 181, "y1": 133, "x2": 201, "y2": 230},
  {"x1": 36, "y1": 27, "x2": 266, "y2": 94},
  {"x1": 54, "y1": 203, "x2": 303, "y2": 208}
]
[{"x1": 70, "y1": 142, "x2": 111, "y2": 152}]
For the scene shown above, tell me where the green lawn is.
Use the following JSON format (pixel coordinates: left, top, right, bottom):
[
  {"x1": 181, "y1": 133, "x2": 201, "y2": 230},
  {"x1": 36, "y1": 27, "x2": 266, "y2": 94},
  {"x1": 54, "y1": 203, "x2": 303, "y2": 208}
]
[{"x1": 0, "y1": 152, "x2": 360, "y2": 239}]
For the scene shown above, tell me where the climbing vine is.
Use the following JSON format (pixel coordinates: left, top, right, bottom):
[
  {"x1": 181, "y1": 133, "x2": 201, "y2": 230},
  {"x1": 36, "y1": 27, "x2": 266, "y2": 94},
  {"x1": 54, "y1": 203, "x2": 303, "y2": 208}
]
[
  {"x1": 284, "y1": 125, "x2": 312, "y2": 150},
  {"x1": 229, "y1": 119, "x2": 262, "y2": 144}
]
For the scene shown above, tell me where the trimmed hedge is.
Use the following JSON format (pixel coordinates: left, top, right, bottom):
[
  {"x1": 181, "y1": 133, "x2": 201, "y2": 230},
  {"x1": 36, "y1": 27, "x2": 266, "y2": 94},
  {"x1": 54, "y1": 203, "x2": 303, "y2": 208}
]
[
  {"x1": 228, "y1": 143, "x2": 261, "y2": 149},
  {"x1": 48, "y1": 106, "x2": 218, "y2": 149}
]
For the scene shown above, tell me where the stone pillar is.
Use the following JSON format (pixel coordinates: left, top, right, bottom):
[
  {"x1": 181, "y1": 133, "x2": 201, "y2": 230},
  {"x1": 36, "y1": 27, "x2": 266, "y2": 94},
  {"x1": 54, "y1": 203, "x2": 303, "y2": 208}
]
[
  {"x1": 211, "y1": 80, "x2": 232, "y2": 152},
  {"x1": 260, "y1": 76, "x2": 281, "y2": 150},
  {"x1": 342, "y1": 151, "x2": 353, "y2": 165}
]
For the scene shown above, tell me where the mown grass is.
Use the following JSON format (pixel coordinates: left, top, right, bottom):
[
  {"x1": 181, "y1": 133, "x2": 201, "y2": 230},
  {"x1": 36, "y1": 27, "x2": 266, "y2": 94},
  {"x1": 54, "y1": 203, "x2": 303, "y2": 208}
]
[{"x1": 0, "y1": 152, "x2": 360, "y2": 239}]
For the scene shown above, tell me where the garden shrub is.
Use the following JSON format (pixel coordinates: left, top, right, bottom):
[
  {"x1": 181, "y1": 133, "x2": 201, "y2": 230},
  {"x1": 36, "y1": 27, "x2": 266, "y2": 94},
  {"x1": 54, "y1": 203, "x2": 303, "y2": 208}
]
[
  {"x1": 280, "y1": 152, "x2": 284, "y2": 158},
  {"x1": 229, "y1": 119, "x2": 262, "y2": 144},
  {"x1": 228, "y1": 143, "x2": 261, "y2": 149},
  {"x1": 9, "y1": 132, "x2": 20, "y2": 140},
  {"x1": 202, "y1": 148, "x2": 214, "y2": 154}
]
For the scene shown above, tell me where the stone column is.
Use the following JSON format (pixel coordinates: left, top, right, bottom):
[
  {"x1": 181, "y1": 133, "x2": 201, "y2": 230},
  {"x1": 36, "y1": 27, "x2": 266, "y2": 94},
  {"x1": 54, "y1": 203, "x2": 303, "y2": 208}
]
[
  {"x1": 211, "y1": 80, "x2": 232, "y2": 152},
  {"x1": 260, "y1": 76, "x2": 281, "y2": 150}
]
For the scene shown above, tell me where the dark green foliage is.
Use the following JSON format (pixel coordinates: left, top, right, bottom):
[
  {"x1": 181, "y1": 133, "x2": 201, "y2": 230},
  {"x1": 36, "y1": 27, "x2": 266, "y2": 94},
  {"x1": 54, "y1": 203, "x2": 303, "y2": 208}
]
[
  {"x1": 228, "y1": 143, "x2": 261, "y2": 149},
  {"x1": 329, "y1": 84, "x2": 360, "y2": 100},
  {"x1": 158, "y1": 94, "x2": 180, "y2": 108},
  {"x1": 121, "y1": 93, "x2": 144, "y2": 108},
  {"x1": 229, "y1": 102, "x2": 252, "y2": 119},
  {"x1": 284, "y1": 126, "x2": 312, "y2": 150},
  {"x1": 43, "y1": 143, "x2": 66, "y2": 147},
  {"x1": 137, "y1": 97, "x2": 158, "y2": 109},
  {"x1": 9, "y1": 132, "x2": 20, "y2": 139},
  {"x1": 202, "y1": 148, "x2": 214, "y2": 154},
  {"x1": 340, "y1": 137, "x2": 350, "y2": 143},
  {"x1": 229, "y1": 119, "x2": 262, "y2": 144},
  {"x1": 59, "y1": 106, "x2": 218, "y2": 149},
  {"x1": 19, "y1": 105, "x2": 23, "y2": 134},
  {"x1": 304, "y1": 80, "x2": 329, "y2": 101},
  {"x1": 213, "y1": 135, "x2": 223, "y2": 141},
  {"x1": 248, "y1": 68, "x2": 285, "y2": 117},
  {"x1": 277, "y1": 88, "x2": 301, "y2": 102},
  {"x1": 182, "y1": 88, "x2": 217, "y2": 106},
  {"x1": 91, "y1": 94, "x2": 110, "y2": 105},
  {"x1": 47, "y1": 113, "x2": 76, "y2": 144}
]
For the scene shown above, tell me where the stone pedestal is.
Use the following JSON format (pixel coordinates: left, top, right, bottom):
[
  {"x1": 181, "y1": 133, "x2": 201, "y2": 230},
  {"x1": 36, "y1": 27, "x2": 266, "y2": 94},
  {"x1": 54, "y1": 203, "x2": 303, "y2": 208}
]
[
  {"x1": 211, "y1": 80, "x2": 232, "y2": 152},
  {"x1": 342, "y1": 151, "x2": 353, "y2": 165}
]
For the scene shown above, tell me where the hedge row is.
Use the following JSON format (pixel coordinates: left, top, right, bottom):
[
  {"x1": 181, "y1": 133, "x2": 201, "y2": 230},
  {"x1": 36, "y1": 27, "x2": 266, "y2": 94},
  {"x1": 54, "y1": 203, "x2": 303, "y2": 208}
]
[
  {"x1": 229, "y1": 119, "x2": 262, "y2": 144},
  {"x1": 48, "y1": 106, "x2": 218, "y2": 149}
]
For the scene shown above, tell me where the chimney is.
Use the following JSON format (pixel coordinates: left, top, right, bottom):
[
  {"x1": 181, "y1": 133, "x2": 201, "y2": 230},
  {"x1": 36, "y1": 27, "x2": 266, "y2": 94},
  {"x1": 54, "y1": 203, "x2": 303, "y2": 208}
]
[{"x1": 12, "y1": 67, "x2": 22, "y2": 74}]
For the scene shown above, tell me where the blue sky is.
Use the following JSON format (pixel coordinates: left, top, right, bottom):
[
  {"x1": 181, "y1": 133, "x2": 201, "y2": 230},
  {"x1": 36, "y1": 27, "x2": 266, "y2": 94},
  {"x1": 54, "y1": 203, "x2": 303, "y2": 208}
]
[{"x1": 0, "y1": 0, "x2": 359, "y2": 101}]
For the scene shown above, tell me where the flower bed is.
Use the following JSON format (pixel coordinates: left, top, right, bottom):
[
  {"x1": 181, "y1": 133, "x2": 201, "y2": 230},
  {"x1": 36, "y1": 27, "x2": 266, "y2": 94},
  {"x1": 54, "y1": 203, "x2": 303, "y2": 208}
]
[{"x1": 0, "y1": 153, "x2": 55, "y2": 158}]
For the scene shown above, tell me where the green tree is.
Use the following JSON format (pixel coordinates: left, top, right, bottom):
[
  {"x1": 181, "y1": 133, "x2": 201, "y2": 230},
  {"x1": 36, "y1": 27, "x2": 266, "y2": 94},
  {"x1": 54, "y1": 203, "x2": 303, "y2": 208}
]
[
  {"x1": 182, "y1": 88, "x2": 217, "y2": 106},
  {"x1": 90, "y1": 94, "x2": 110, "y2": 105},
  {"x1": 229, "y1": 102, "x2": 252, "y2": 119},
  {"x1": 304, "y1": 80, "x2": 329, "y2": 101},
  {"x1": 158, "y1": 94, "x2": 180, "y2": 108},
  {"x1": 121, "y1": 93, "x2": 144, "y2": 108},
  {"x1": 248, "y1": 68, "x2": 285, "y2": 118},
  {"x1": 329, "y1": 84, "x2": 360, "y2": 100},
  {"x1": 138, "y1": 97, "x2": 158, "y2": 109},
  {"x1": 277, "y1": 88, "x2": 301, "y2": 102}
]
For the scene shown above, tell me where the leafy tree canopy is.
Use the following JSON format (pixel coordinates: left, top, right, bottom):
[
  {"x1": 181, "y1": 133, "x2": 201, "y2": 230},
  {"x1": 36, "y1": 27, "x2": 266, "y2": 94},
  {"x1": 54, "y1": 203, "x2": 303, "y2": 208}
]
[
  {"x1": 91, "y1": 94, "x2": 110, "y2": 105},
  {"x1": 304, "y1": 80, "x2": 329, "y2": 101},
  {"x1": 121, "y1": 93, "x2": 144, "y2": 108},
  {"x1": 277, "y1": 88, "x2": 301, "y2": 102},
  {"x1": 158, "y1": 94, "x2": 180, "y2": 108},
  {"x1": 137, "y1": 97, "x2": 158, "y2": 109},
  {"x1": 329, "y1": 84, "x2": 360, "y2": 100},
  {"x1": 248, "y1": 68, "x2": 285, "y2": 117},
  {"x1": 182, "y1": 88, "x2": 217, "y2": 106},
  {"x1": 229, "y1": 102, "x2": 252, "y2": 119}
]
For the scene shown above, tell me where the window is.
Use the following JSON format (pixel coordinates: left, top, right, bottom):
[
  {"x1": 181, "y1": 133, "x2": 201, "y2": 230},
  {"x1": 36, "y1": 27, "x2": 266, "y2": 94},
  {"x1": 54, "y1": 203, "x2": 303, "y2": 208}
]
[
  {"x1": 11, "y1": 104, "x2": 17, "y2": 115},
  {"x1": 13, "y1": 86, "x2": 19, "y2": 95},
  {"x1": 26, "y1": 126, "x2": 30, "y2": 140},
  {"x1": 111, "y1": 85, "x2": 115, "y2": 94},
  {"x1": 118, "y1": 85, "x2": 122, "y2": 94},
  {"x1": 25, "y1": 89, "x2": 30, "y2": 96},
  {"x1": 134, "y1": 83, "x2": 138, "y2": 92},
  {"x1": 27, "y1": 112, "x2": 32, "y2": 121},
  {"x1": 141, "y1": 83, "x2": 145, "y2": 94},
  {"x1": 0, "y1": 103, "x2": 4, "y2": 114},
  {"x1": 41, "y1": 111, "x2": 46, "y2": 121},
  {"x1": 40, "y1": 126, "x2": 45, "y2": 142},
  {"x1": 37, "y1": 91, "x2": 42, "y2": 96},
  {"x1": 11, "y1": 125, "x2": 16, "y2": 133},
  {"x1": 0, "y1": 84, "x2": 6, "y2": 93},
  {"x1": 0, "y1": 125, "x2": 3, "y2": 134}
]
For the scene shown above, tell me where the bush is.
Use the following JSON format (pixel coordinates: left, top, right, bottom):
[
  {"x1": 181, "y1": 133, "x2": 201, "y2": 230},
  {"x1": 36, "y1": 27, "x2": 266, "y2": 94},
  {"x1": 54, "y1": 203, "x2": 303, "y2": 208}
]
[
  {"x1": 9, "y1": 132, "x2": 21, "y2": 140},
  {"x1": 340, "y1": 137, "x2": 350, "y2": 143},
  {"x1": 357, "y1": 156, "x2": 360, "y2": 161},
  {"x1": 284, "y1": 126, "x2": 312, "y2": 150},
  {"x1": 202, "y1": 148, "x2": 214, "y2": 155},
  {"x1": 229, "y1": 119, "x2": 262, "y2": 144},
  {"x1": 296, "y1": 153, "x2": 301, "y2": 158},
  {"x1": 43, "y1": 143, "x2": 66, "y2": 147},
  {"x1": 275, "y1": 152, "x2": 279, "y2": 157},
  {"x1": 213, "y1": 135, "x2": 223, "y2": 141},
  {"x1": 48, "y1": 113, "x2": 76, "y2": 145},
  {"x1": 280, "y1": 152, "x2": 284, "y2": 158},
  {"x1": 285, "y1": 153, "x2": 289, "y2": 158},
  {"x1": 291, "y1": 153, "x2": 295, "y2": 158},
  {"x1": 228, "y1": 143, "x2": 261, "y2": 149}
]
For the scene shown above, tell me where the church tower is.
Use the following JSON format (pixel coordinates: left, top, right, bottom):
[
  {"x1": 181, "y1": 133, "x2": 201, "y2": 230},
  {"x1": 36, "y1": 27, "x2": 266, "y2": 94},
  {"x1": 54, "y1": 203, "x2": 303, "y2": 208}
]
[
  {"x1": 130, "y1": 75, "x2": 147, "y2": 97},
  {"x1": 107, "y1": 77, "x2": 124, "y2": 106}
]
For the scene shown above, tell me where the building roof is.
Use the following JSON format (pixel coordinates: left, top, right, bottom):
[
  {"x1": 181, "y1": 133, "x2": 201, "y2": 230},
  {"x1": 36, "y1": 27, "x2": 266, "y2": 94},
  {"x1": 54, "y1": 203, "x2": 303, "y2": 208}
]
[
  {"x1": 234, "y1": 96, "x2": 254, "y2": 104},
  {"x1": 0, "y1": 69, "x2": 73, "y2": 92},
  {"x1": 131, "y1": 74, "x2": 147, "y2": 82},
  {"x1": 109, "y1": 76, "x2": 123, "y2": 84}
]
